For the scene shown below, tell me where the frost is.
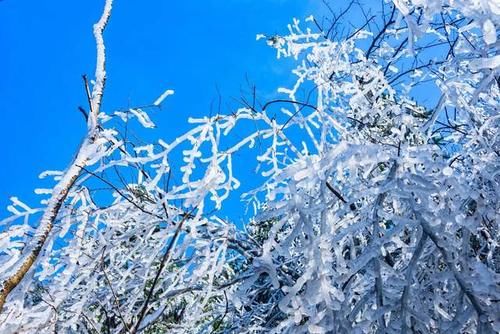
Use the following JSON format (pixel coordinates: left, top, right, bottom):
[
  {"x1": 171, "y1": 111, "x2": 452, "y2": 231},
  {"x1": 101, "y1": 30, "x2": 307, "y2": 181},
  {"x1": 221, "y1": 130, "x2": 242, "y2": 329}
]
[
  {"x1": 129, "y1": 108, "x2": 156, "y2": 128},
  {"x1": 482, "y1": 19, "x2": 497, "y2": 45},
  {"x1": 1, "y1": 0, "x2": 498, "y2": 333},
  {"x1": 153, "y1": 88, "x2": 174, "y2": 106},
  {"x1": 38, "y1": 170, "x2": 63, "y2": 179},
  {"x1": 469, "y1": 55, "x2": 500, "y2": 71},
  {"x1": 442, "y1": 166, "x2": 453, "y2": 176},
  {"x1": 34, "y1": 188, "x2": 53, "y2": 195}
]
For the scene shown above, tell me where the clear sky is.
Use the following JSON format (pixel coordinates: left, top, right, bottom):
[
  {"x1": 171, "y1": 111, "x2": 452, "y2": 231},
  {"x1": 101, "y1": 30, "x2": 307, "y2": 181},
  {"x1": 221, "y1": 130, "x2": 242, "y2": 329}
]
[{"x1": 0, "y1": 1, "x2": 324, "y2": 219}]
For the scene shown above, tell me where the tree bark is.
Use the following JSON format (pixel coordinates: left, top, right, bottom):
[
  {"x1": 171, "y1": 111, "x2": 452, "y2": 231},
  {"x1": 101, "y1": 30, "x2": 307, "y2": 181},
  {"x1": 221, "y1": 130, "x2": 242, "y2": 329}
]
[{"x1": 0, "y1": 0, "x2": 113, "y2": 313}]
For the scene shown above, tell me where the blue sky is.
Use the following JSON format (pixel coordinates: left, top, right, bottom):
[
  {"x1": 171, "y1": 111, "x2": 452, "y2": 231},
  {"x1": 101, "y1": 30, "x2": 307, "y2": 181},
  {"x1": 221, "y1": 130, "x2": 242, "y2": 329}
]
[{"x1": 0, "y1": 1, "x2": 324, "y2": 218}]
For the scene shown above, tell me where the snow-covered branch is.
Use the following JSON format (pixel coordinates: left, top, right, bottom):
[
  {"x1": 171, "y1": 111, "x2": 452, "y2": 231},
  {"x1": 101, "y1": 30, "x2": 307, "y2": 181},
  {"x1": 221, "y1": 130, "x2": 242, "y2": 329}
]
[
  {"x1": 0, "y1": 0, "x2": 498, "y2": 333},
  {"x1": 0, "y1": 0, "x2": 114, "y2": 318}
]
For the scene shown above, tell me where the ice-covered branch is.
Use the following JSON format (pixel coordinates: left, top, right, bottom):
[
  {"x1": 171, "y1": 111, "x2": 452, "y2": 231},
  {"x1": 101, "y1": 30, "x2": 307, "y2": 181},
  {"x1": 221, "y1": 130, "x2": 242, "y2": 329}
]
[
  {"x1": 0, "y1": 0, "x2": 114, "y2": 315},
  {"x1": 1, "y1": 0, "x2": 498, "y2": 332},
  {"x1": 89, "y1": 0, "x2": 113, "y2": 130}
]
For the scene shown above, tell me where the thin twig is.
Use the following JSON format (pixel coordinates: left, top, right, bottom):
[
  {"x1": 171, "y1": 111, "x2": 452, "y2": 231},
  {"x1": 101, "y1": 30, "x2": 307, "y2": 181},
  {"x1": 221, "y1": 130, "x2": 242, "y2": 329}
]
[
  {"x1": 77, "y1": 165, "x2": 165, "y2": 221},
  {"x1": 100, "y1": 249, "x2": 131, "y2": 332},
  {"x1": 325, "y1": 181, "x2": 347, "y2": 203},
  {"x1": 82, "y1": 74, "x2": 94, "y2": 115},
  {"x1": 131, "y1": 206, "x2": 197, "y2": 333}
]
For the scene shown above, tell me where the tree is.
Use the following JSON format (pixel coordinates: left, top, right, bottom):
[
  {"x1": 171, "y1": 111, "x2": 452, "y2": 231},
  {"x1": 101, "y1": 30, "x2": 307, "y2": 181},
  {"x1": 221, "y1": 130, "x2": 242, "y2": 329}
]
[{"x1": 0, "y1": 0, "x2": 498, "y2": 333}]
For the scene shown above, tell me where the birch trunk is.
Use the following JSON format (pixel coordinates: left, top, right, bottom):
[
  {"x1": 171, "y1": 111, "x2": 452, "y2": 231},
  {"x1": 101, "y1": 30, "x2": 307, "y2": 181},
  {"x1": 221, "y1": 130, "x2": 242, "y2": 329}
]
[{"x1": 0, "y1": 0, "x2": 113, "y2": 313}]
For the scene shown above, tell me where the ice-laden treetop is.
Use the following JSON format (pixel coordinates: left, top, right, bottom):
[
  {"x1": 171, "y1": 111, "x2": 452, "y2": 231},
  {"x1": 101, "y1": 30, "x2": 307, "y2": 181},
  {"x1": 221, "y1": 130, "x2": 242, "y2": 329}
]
[{"x1": 0, "y1": 0, "x2": 499, "y2": 333}]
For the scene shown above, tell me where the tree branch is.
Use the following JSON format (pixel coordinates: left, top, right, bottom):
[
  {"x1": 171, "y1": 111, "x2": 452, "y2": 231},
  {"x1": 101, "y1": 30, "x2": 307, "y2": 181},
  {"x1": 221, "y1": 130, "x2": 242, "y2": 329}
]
[
  {"x1": 0, "y1": 0, "x2": 114, "y2": 314},
  {"x1": 131, "y1": 206, "x2": 197, "y2": 333},
  {"x1": 89, "y1": 0, "x2": 113, "y2": 129}
]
